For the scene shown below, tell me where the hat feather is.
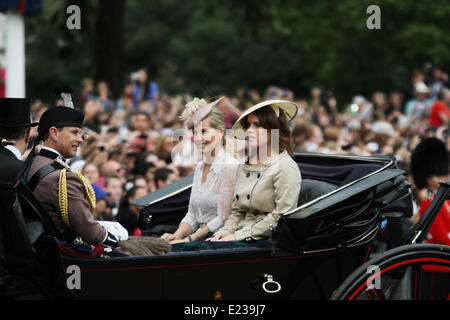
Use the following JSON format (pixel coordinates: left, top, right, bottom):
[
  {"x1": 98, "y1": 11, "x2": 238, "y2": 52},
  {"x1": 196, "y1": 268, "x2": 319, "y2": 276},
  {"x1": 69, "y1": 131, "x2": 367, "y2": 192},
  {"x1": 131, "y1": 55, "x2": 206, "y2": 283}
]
[{"x1": 55, "y1": 86, "x2": 74, "y2": 109}]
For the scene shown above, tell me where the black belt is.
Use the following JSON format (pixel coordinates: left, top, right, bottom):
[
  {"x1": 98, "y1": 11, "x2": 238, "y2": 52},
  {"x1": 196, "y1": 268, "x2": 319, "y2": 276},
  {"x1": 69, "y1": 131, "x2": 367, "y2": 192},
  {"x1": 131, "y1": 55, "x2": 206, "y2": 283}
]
[
  {"x1": 27, "y1": 163, "x2": 61, "y2": 191},
  {"x1": 26, "y1": 163, "x2": 77, "y2": 241}
]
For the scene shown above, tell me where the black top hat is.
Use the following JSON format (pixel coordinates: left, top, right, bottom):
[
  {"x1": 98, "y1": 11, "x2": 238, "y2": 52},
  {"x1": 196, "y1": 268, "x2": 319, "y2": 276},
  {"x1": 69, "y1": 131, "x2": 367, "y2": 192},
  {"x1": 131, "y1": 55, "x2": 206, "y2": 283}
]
[
  {"x1": 37, "y1": 106, "x2": 84, "y2": 139},
  {"x1": 410, "y1": 137, "x2": 449, "y2": 189},
  {"x1": 0, "y1": 98, "x2": 38, "y2": 127}
]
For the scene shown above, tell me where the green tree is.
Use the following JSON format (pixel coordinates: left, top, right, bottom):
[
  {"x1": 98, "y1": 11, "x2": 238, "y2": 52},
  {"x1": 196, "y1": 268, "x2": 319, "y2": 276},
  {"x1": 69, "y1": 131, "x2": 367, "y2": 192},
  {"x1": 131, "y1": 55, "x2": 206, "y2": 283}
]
[
  {"x1": 24, "y1": 0, "x2": 449, "y2": 108},
  {"x1": 94, "y1": 0, "x2": 125, "y2": 99},
  {"x1": 268, "y1": 0, "x2": 450, "y2": 105},
  {"x1": 25, "y1": 0, "x2": 97, "y2": 104}
]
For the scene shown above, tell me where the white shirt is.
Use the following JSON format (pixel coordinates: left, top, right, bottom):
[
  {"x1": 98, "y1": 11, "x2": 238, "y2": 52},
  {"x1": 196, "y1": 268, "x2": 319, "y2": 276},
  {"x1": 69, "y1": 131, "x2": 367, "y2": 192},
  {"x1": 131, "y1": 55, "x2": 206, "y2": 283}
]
[
  {"x1": 181, "y1": 148, "x2": 239, "y2": 233},
  {"x1": 5, "y1": 145, "x2": 22, "y2": 160}
]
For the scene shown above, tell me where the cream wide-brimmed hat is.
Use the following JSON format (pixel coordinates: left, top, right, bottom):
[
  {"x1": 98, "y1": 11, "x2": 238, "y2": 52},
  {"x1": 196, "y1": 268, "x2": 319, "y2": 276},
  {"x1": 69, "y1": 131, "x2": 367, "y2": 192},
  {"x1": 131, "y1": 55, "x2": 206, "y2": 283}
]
[
  {"x1": 232, "y1": 100, "x2": 298, "y2": 139},
  {"x1": 180, "y1": 96, "x2": 225, "y2": 129}
]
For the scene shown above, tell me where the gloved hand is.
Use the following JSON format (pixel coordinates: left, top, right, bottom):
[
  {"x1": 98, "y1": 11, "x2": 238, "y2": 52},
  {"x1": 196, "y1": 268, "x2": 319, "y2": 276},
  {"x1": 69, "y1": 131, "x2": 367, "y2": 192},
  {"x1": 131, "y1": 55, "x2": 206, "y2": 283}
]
[{"x1": 98, "y1": 221, "x2": 129, "y2": 241}]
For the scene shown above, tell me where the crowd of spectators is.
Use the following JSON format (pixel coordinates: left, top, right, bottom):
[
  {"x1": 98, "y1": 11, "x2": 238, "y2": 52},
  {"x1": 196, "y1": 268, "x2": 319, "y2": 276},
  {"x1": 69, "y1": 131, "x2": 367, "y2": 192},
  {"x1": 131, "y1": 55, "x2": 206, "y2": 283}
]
[{"x1": 27, "y1": 66, "x2": 450, "y2": 233}]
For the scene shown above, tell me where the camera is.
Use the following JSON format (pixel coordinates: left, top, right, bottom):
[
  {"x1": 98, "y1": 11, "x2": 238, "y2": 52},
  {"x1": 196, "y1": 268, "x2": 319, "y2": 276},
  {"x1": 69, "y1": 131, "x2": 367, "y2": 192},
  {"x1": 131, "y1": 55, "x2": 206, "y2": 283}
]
[
  {"x1": 82, "y1": 126, "x2": 95, "y2": 141},
  {"x1": 349, "y1": 103, "x2": 359, "y2": 114},
  {"x1": 107, "y1": 127, "x2": 119, "y2": 134},
  {"x1": 105, "y1": 199, "x2": 115, "y2": 209},
  {"x1": 342, "y1": 143, "x2": 354, "y2": 151},
  {"x1": 443, "y1": 128, "x2": 449, "y2": 138}
]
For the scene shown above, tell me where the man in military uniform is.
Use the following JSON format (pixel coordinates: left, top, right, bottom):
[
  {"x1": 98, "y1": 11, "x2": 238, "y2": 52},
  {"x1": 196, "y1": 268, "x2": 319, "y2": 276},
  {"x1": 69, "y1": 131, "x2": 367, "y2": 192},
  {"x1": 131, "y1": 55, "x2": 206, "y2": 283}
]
[
  {"x1": 25, "y1": 103, "x2": 127, "y2": 247},
  {"x1": 0, "y1": 98, "x2": 37, "y2": 182}
]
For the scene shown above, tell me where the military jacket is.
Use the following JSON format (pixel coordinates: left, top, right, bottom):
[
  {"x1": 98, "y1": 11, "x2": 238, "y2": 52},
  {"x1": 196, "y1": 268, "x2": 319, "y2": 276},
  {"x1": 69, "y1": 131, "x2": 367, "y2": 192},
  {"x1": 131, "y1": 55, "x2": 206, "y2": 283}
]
[{"x1": 26, "y1": 148, "x2": 106, "y2": 245}]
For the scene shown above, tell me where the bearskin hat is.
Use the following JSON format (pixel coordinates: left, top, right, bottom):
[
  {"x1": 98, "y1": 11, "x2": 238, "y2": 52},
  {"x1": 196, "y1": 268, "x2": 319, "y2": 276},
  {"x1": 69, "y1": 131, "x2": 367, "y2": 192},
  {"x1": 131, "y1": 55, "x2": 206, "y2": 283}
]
[{"x1": 410, "y1": 137, "x2": 449, "y2": 189}]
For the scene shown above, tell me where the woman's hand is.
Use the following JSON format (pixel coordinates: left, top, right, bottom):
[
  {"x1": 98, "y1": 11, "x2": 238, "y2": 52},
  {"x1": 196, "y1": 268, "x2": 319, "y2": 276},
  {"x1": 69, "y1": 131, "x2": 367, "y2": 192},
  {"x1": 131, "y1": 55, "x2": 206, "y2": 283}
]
[
  {"x1": 217, "y1": 234, "x2": 236, "y2": 242},
  {"x1": 205, "y1": 233, "x2": 225, "y2": 241},
  {"x1": 161, "y1": 233, "x2": 176, "y2": 241},
  {"x1": 206, "y1": 233, "x2": 236, "y2": 242}
]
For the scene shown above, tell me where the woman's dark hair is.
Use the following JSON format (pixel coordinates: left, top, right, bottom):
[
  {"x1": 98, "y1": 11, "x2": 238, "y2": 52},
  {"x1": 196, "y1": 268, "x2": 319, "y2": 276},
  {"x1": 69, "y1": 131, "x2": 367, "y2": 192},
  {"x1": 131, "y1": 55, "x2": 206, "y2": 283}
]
[
  {"x1": 119, "y1": 185, "x2": 145, "y2": 210},
  {"x1": 153, "y1": 167, "x2": 174, "y2": 187},
  {"x1": 242, "y1": 106, "x2": 294, "y2": 156}
]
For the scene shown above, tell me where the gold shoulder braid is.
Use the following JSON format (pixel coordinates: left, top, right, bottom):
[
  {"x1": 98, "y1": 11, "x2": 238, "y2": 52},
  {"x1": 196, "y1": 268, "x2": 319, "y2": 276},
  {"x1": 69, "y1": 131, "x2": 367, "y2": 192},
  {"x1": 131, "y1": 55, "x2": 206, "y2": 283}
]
[
  {"x1": 58, "y1": 169, "x2": 71, "y2": 229},
  {"x1": 58, "y1": 168, "x2": 97, "y2": 230},
  {"x1": 72, "y1": 171, "x2": 97, "y2": 209}
]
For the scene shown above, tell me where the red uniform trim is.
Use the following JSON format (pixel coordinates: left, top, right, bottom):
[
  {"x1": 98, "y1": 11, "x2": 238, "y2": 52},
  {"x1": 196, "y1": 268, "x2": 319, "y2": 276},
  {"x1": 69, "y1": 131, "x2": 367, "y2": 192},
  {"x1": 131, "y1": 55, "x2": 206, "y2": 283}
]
[{"x1": 349, "y1": 257, "x2": 450, "y2": 300}]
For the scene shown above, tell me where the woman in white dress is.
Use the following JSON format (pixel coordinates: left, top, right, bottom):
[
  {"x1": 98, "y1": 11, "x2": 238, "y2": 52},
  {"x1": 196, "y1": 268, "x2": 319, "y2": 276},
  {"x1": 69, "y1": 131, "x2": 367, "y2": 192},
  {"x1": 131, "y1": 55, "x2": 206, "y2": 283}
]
[{"x1": 161, "y1": 97, "x2": 238, "y2": 244}]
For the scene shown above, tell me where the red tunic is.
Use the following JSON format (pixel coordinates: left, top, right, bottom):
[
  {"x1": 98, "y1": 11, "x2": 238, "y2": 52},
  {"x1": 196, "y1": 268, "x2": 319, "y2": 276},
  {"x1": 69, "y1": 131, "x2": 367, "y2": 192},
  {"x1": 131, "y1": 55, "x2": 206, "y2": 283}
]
[
  {"x1": 428, "y1": 100, "x2": 450, "y2": 127},
  {"x1": 419, "y1": 197, "x2": 450, "y2": 273},
  {"x1": 419, "y1": 197, "x2": 450, "y2": 246}
]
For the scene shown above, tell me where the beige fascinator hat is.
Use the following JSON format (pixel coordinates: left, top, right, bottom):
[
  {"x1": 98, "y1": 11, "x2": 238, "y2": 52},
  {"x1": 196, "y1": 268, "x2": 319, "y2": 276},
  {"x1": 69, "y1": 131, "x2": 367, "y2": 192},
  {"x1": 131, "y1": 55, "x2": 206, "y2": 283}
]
[
  {"x1": 180, "y1": 96, "x2": 224, "y2": 129},
  {"x1": 232, "y1": 100, "x2": 298, "y2": 139}
]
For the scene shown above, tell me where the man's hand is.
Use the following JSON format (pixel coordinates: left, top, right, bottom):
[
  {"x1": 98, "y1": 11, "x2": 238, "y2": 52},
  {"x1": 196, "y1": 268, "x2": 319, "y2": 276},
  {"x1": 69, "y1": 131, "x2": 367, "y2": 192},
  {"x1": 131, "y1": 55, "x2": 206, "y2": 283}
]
[{"x1": 98, "y1": 221, "x2": 128, "y2": 241}]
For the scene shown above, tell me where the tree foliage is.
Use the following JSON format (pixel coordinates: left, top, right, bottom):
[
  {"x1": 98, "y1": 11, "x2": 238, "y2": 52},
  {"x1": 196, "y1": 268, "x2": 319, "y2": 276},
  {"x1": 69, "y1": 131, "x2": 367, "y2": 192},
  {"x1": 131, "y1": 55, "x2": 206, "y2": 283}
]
[{"x1": 23, "y1": 0, "x2": 450, "y2": 106}]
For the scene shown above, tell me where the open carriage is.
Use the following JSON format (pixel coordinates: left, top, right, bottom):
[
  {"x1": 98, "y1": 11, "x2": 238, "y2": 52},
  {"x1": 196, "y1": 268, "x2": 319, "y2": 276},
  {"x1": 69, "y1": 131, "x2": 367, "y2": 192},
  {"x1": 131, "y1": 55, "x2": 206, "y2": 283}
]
[{"x1": 0, "y1": 152, "x2": 448, "y2": 300}]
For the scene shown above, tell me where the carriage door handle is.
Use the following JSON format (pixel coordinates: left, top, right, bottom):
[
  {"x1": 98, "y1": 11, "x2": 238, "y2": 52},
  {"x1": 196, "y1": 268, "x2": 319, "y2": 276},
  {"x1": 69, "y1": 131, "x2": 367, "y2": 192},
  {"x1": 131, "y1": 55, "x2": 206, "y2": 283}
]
[{"x1": 262, "y1": 274, "x2": 281, "y2": 294}]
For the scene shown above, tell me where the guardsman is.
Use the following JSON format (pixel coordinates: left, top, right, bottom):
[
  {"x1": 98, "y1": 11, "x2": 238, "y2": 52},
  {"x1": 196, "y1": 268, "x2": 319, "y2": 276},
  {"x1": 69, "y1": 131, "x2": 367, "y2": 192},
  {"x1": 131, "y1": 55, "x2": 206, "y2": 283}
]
[
  {"x1": 0, "y1": 98, "x2": 37, "y2": 182},
  {"x1": 25, "y1": 87, "x2": 128, "y2": 247},
  {"x1": 410, "y1": 137, "x2": 449, "y2": 246}
]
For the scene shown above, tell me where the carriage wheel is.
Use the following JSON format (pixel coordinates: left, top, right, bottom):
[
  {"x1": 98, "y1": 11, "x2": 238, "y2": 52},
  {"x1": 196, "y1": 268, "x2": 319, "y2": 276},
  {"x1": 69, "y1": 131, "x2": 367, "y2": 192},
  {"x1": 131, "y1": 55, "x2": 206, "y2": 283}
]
[{"x1": 330, "y1": 244, "x2": 450, "y2": 300}]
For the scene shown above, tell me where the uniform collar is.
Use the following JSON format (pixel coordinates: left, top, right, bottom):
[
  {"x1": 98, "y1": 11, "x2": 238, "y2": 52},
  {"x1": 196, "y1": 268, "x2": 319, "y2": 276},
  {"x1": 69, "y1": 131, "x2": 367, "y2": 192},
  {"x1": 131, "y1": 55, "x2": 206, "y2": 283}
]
[{"x1": 40, "y1": 146, "x2": 66, "y2": 162}]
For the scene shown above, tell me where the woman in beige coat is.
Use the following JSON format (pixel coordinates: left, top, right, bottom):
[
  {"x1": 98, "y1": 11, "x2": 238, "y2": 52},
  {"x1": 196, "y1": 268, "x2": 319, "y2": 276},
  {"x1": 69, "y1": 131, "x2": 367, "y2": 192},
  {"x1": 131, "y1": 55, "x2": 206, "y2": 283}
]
[{"x1": 207, "y1": 100, "x2": 302, "y2": 243}]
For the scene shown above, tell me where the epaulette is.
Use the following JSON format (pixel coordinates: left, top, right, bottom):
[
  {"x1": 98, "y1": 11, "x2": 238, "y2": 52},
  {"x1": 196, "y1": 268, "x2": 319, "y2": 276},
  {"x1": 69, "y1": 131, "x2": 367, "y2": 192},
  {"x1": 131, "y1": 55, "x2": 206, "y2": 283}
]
[
  {"x1": 1, "y1": 138, "x2": 15, "y2": 147},
  {"x1": 54, "y1": 156, "x2": 71, "y2": 170}
]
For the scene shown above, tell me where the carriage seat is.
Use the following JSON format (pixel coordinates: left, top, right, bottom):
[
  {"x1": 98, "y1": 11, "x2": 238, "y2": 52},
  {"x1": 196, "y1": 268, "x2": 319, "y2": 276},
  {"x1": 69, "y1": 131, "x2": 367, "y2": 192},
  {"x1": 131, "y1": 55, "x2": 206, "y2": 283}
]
[{"x1": 298, "y1": 179, "x2": 338, "y2": 206}]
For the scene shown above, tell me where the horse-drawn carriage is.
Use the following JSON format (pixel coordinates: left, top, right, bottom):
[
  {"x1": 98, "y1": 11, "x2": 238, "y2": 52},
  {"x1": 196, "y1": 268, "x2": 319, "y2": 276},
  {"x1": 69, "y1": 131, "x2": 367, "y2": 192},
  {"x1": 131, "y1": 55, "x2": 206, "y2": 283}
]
[{"x1": 1, "y1": 152, "x2": 449, "y2": 300}]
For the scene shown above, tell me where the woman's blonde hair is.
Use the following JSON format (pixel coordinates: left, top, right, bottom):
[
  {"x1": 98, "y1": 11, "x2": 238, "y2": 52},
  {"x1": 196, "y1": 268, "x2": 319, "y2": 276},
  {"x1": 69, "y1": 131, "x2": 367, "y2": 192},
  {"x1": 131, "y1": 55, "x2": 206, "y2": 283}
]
[
  {"x1": 154, "y1": 135, "x2": 171, "y2": 156},
  {"x1": 198, "y1": 107, "x2": 241, "y2": 159},
  {"x1": 206, "y1": 107, "x2": 225, "y2": 131},
  {"x1": 323, "y1": 126, "x2": 340, "y2": 142}
]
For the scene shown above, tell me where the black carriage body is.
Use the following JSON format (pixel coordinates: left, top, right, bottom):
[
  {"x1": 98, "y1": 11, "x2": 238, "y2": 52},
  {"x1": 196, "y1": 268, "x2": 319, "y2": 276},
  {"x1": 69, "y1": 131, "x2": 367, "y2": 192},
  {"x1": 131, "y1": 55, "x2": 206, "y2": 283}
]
[
  {"x1": 61, "y1": 152, "x2": 413, "y2": 299},
  {"x1": 63, "y1": 244, "x2": 370, "y2": 300}
]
